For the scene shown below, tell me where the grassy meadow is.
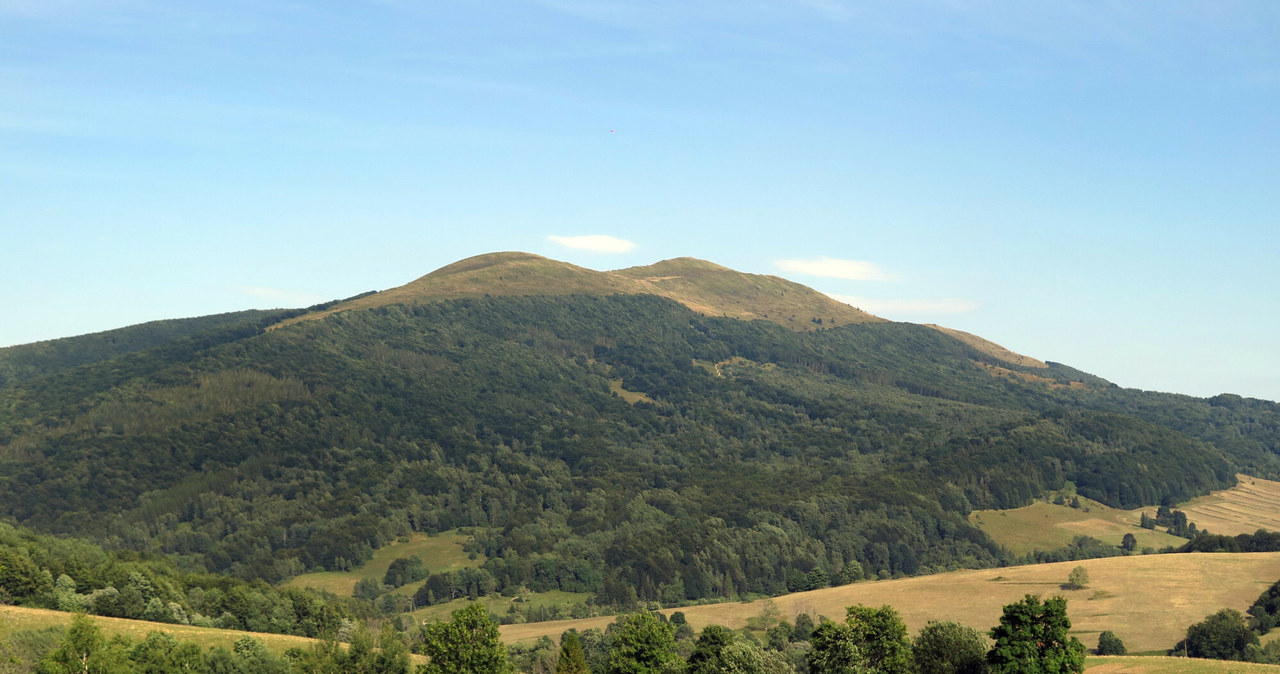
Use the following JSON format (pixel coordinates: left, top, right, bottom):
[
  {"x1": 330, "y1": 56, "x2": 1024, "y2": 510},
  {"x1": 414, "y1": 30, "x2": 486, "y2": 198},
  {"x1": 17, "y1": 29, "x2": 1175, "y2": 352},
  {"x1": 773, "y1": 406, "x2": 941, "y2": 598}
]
[
  {"x1": 282, "y1": 528, "x2": 592, "y2": 625},
  {"x1": 970, "y1": 495, "x2": 1187, "y2": 556}
]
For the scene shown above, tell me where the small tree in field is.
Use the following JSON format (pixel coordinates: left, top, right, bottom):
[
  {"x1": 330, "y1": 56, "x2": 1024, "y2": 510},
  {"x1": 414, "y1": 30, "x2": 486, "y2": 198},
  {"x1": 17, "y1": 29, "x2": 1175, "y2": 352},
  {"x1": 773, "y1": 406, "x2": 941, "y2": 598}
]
[
  {"x1": 1120, "y1": 533, "x2": 1137, "y2": 552},
  {"x1": 1062, "y1": 566, "x2": 1089, "y2": 590}
]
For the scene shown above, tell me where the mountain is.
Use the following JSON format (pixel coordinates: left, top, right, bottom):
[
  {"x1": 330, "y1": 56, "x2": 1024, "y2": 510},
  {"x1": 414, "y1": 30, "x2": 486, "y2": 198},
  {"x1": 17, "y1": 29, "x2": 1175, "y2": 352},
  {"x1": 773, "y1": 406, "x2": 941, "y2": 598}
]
[{"x1": 1, "y1": 252, "x2": 1277, "y2": 608}]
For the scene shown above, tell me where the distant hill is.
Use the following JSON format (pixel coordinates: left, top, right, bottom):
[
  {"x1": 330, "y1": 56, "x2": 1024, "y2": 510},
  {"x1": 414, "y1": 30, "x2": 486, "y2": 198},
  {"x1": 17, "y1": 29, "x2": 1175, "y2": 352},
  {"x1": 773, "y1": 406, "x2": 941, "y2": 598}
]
[{"x1": 0, "y1": 252, "x2": 1278, "y2": 610}]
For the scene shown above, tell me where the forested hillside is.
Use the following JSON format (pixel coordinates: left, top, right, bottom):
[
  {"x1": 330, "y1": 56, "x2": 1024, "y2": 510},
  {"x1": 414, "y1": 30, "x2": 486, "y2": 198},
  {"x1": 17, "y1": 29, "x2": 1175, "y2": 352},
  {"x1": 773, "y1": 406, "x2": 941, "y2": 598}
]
[{"x1": 1, "y1": 255, "x2": 1276, "y2": 609}]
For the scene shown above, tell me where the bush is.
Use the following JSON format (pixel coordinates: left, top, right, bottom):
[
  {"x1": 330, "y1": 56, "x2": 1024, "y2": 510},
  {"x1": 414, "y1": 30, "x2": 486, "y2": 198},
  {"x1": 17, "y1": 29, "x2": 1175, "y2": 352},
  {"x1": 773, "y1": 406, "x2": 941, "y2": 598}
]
[{"x1": 1096, "y1": 630, "x2": 1126, "y2": 655}]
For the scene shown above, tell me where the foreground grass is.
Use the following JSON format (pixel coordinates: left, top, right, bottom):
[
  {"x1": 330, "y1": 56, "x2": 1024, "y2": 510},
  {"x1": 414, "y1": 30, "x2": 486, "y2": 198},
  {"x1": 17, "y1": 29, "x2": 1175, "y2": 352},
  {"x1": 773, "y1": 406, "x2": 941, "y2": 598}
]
[
  {"x1": 0, "y1": 605, "x2": 427, "y2": 666},
  {"x1": 1086, "y1": 655, "x2": 1280, "y2": 672},
  {"x1": 284, "y1": 529, "x2": 479, "y2": 597},
  {"x1": 501, "y1": 553, "x2": 1280, "y2": 653}
]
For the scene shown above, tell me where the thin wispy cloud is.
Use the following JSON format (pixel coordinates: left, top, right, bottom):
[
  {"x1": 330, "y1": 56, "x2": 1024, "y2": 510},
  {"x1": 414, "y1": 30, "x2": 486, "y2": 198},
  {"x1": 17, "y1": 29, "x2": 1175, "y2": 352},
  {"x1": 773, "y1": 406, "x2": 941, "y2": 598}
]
[
  {"x1": 776, "y1": 257, "x2": 896, "y2": 281},
  {"x1": 548, "y1": 235, "x2": 637, "y2": 253},
  {"x1": 828, "y1": 294, "x2": 979, "y2": 317},
  {"x1": 236, "y1": 286, "x2": 325, "y2": 306}
]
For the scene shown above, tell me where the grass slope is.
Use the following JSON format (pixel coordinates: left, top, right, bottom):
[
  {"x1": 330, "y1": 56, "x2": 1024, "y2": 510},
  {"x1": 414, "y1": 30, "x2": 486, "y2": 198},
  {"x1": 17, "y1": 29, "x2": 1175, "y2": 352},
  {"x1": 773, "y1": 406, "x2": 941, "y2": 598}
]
[
  {"x1": 971, "y1": 474, "x2": 1280, "y2": 558},
  {"x1": 500, "y1": 553, "x2": 1280, "y2": 654},
  {"x1": 405, "y1": 590, "x2": 591, "y2": 625},
  {"x1": 971, "y1": 496, "x2": 1187, "y2": 556}
]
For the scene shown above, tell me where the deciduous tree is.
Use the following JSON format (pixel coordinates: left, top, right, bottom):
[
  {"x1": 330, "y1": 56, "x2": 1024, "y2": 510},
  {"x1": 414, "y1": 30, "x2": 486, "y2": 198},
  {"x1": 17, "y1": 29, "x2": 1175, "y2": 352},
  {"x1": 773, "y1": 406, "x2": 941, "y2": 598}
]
[
  {"x1": 420, "y1": 603, "x2": 513, "y2": 674},
  {"x1": 1095, "y1": 631, "x2": 1126, "y2": 656},
  {"x1": 913, "y1": 621, "x2": 987, "y2": 674},
  {"x1": 1178, "y1": 608, "x2": 1258, "y2": 661},
  {"x1": 987, "y1": 595, "x2": 1084, "y2": 674}
]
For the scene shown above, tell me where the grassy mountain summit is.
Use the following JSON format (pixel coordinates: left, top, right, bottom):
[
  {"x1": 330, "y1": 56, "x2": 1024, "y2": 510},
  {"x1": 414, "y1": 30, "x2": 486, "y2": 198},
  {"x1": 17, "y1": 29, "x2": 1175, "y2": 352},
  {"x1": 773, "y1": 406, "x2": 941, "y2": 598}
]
[{"x1": 282, "y1": 251, "x2": 882, "y2": 332}]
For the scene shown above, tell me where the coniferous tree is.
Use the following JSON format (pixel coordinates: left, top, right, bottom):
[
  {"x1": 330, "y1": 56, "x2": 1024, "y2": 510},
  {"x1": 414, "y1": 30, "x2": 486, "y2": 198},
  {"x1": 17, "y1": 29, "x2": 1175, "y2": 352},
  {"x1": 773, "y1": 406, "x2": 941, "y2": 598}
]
[{"x1": 556, "y1": 630, "x2": 590, "y2": 674}]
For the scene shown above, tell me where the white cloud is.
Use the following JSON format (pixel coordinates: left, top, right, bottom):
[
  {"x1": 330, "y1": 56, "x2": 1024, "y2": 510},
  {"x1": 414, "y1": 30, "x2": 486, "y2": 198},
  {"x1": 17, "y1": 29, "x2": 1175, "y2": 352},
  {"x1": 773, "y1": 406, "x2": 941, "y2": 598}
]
[
  {"x1": 548, "y1": 234, "x2": 637, "y2": 253},
  {"x1": 775, "y1": 257, "x2": 896, "y2": 281},
  {"x1": 236, "y1": 285, "x2": 325, "y2": 306},
  {"x1": 828, "y1": 294, "x2": 980, "y2": 317}
]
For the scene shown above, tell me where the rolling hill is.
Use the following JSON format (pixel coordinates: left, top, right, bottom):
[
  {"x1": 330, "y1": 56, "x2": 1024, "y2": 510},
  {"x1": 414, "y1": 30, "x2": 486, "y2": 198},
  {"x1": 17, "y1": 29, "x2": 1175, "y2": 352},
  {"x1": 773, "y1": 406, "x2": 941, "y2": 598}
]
[{"x1": 1, "y1": 251, "x2": 1278, "y2": 616}]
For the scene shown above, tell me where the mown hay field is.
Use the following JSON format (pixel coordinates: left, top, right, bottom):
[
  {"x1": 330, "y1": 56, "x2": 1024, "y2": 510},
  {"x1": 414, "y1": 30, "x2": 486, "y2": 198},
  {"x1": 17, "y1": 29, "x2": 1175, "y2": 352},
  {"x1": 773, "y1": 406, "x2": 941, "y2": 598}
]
[
  {"x1": 501, "y1": 553, "x2": 1280, "y2": 654},
  {"x1": 1147, "y1": 475, "x2": 1280, "y2": 537}
]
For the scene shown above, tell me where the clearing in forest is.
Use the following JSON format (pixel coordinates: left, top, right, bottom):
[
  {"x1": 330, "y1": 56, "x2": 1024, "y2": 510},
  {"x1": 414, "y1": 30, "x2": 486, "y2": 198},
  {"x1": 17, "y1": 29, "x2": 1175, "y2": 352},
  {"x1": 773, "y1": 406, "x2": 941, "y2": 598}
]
[{"x1": 284, "y1": 529, "x2": 477, "y2": 597}]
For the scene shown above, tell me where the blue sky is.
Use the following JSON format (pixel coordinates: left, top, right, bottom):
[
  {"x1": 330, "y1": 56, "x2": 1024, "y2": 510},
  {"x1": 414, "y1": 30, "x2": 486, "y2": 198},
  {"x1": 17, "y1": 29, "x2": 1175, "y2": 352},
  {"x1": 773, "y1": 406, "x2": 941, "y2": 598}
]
[{"x1": 3, "y1": 1, "x2": 1278, "y2": 401}]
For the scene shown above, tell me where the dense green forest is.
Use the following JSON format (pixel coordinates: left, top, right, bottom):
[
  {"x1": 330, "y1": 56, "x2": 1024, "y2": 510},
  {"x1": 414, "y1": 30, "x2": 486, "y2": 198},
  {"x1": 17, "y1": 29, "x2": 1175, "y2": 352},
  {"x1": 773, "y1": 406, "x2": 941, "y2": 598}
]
[{"x1": 0, "y1": 290, "x2": 1274, "y2": 607}]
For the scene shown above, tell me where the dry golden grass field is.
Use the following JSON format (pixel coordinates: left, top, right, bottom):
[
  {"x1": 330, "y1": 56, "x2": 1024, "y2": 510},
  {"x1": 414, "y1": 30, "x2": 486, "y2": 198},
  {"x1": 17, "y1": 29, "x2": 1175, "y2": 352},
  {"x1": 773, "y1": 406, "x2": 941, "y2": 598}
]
[{"x1": 501, "y1": 553, "x2": 1280, "y2": 655}]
